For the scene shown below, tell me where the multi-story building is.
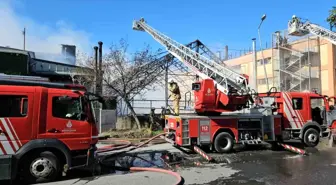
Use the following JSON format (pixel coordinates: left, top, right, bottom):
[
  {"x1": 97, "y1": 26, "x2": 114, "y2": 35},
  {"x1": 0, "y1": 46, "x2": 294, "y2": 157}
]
[{"x1": 225, "y1": 30, "x2": 336, "y2": 97}]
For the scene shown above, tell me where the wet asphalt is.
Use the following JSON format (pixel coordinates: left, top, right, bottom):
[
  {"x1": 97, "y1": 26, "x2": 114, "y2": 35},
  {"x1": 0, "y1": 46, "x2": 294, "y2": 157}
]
[
  {"x1": 5, "y1": 142, "x2": 336, "y2": 185},
  {"x1": 204, "y1": 147, "x2": 336, "y2": 185}
]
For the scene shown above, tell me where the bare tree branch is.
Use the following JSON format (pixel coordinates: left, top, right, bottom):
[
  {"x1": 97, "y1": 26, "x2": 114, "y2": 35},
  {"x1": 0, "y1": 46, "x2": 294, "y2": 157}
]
[{"x1": 102, "y1": 39, "x2": 164, "y2": 129}]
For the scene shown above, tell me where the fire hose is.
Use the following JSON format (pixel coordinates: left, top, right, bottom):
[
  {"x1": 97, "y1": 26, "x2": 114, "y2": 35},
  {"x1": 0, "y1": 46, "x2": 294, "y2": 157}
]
[{"x1": 96, "y1": 133, "x2": 184, "y2": 185}]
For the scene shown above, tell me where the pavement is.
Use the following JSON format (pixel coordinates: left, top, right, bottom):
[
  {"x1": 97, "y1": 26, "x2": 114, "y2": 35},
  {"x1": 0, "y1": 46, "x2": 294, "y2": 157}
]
[{"x1": 21, "y1": 138, "x2": 336, "y2": 185}]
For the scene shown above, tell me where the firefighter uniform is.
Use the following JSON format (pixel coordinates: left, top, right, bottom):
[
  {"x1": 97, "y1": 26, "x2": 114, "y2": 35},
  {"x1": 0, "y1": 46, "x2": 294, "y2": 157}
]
[{"x1": 168, "y1": 79, "x2": 181, "y2": 115}]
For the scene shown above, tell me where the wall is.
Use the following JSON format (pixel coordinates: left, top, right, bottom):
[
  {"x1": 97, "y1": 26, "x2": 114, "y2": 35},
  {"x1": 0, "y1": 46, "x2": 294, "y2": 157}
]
[
  {"x1": 320, "y1": 42, "x2": 336, "y2": 96},
  {"x1": 225, "y1": 37, "x2": 336, "y2": 96},
  {"x1": 225, "y1": 48, "x2": 273, "y2": 92}
]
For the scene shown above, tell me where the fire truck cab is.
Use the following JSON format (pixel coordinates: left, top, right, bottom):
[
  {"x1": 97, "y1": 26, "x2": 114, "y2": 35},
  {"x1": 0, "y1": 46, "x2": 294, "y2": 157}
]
[
  {"x1": 0, "y1": 78, "x2": 101, "y2": 183},
  {"x1": 258, "y1": 91, "x2": 332, "y2": 146}
]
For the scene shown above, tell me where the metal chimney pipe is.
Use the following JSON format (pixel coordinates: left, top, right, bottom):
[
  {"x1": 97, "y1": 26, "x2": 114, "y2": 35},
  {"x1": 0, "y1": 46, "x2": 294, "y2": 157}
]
[
  {"x1": 98, "y1": 41, "x2": 103, "y2": 97},
  {"x1": 98, "y1": 41, "x2": 103, "y2": 71},
  {"x1": 252, "y1": 38, "x2": 257, "y2": 90},
  {"x1": 224, "y1": 45, "x2": 228, "y2": 60},
  {"x1": 94, "y1": 46, "x2": 98, "y2": 94}
]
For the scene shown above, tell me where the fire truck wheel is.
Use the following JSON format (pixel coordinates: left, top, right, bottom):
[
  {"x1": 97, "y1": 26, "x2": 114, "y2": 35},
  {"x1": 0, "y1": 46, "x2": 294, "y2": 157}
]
[
  {"x1": 303, "y1": 128, "x2": 320, "y2": 147},
  {"x1": 214, "y1": 132, "x2": 234, "y2": 153},
  {"x1": 21, "y1": 151, "x2": 61, "y2": 183}
]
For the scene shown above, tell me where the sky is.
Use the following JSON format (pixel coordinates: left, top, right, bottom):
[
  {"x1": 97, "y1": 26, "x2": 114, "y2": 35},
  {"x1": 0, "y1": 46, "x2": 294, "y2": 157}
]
[{"x1": 0, "y1": 0, "x2": 334, "y2": 60}]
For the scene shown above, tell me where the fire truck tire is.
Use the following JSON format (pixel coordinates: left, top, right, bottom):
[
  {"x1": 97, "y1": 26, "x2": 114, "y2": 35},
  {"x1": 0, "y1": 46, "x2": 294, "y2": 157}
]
[
  {"x1": 303, "y1": 128, "x2": 320, "y2": 147},
  {"x1": 21, "y1": 151, "x2": 61, "y2": 183},
  {"x1": 214, "y1": 132, "x2": 234, "y2": 153}
]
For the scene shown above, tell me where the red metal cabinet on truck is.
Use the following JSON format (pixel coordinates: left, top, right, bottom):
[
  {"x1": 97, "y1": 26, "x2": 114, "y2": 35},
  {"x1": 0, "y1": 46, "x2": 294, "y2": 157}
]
[{"x1": 165, "y1": 113, "x2": 282, "y2": 153}]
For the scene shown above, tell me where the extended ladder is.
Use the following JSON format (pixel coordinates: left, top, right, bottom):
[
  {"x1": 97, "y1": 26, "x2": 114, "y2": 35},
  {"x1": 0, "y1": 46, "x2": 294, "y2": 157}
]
[
  {"x1": 132, "y1": 18, "x2": 249, "y2": 95},
  {"x1": 288, "y1": 18, "x2": 336, "y2": 45}
]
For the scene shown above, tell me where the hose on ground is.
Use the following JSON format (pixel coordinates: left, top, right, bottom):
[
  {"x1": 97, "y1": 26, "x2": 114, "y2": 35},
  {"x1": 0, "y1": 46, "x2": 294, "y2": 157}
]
[
  {"x1": 99, "y1": 164, "x2": 184, "y2": 185},
  {"x1": 96, "y1": 139, "x2": 132, "y2": 153},
  {"x1": 96, "y1": 133, "x2": 165, "y2": 157},
  {"x1": 96, "y1": 133, "x2": 184, "y2": 185}
]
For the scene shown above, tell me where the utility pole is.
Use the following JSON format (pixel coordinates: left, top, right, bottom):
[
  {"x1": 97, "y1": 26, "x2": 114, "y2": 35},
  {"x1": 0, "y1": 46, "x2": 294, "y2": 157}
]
[
  {"x1": 23, "y1": 27, "x2": 26, "y2": 50},
  {"x1": 165, "y1": 59, "x2": 169, "y2": 108},
  {"x1": 258, "y1": 14, "x2": 269, "y2": 90},
  {"x1": 252, "y1": 38, "x2": 257, "y2": 90}
]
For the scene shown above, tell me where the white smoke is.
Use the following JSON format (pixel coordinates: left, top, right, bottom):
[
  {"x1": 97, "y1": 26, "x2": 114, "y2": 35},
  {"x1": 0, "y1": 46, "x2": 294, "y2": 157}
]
[{"x1": 0, "y1": 0, "x2": 92, "y2": 64}]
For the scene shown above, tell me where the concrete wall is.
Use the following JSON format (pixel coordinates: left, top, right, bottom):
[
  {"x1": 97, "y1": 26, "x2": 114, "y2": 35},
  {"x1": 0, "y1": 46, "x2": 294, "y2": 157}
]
[
  {"x1": 225, "y1": 48, "x2": 274, "y2": 92},
  {"x1": 223, "y1": 37, "x2": 335, "y2": 95},
  {"x1": 320, "y1": 43, "x2": 336, "y2": 96}
]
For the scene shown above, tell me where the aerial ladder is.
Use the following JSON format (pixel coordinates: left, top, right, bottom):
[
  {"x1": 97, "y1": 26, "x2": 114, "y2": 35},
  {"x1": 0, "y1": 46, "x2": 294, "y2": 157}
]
[
  {"x1": 132, "y1": 18, "x2": 254, "y2": 113},
  {"x1": 132, "y1": 18, "x2": 250, "y2": 95},
  {"x1": 288, "y1": 16, "x2": 336, "y2": 45}
]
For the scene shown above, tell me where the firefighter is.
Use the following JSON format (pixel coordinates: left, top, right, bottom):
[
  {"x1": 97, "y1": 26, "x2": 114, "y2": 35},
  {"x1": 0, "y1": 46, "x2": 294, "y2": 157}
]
[
  {"x1": 291, "y1": 15, "x2": 300, "y2": 25},
  {"x1": 168, "y1": 79, "x2": 181, "y2": 115}
]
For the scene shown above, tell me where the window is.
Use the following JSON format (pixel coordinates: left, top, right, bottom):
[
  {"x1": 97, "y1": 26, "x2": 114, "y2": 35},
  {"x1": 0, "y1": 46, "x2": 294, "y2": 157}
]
[
  {"x1": 311, "y1": 98, "x2": 324, "y2": 109},
  {"x1": 0, "y1": 95, "x2": 28, "y2": 117},
  {"x1": 52, "y1": 96, "x2": 85, "y2": 121},
  {"x1": 257, "y1": 57, "x2": 272, "y2": 65},
  {"x1": 292, "y1": 98, "x2": 303, "y2": 110}
]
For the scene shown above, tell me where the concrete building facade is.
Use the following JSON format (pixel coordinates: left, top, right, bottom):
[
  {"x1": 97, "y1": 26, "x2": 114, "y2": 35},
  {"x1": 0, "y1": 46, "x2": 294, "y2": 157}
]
[{"x1": 225, "y1": 31, "x2": 336, "y2": 97}]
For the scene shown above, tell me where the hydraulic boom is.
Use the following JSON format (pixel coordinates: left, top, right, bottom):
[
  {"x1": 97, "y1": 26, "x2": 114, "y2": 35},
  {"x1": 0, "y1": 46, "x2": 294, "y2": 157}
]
[
  {"x1": 132, "y1": 18, "x2": 250, "y2": 96},
  {"x1": 288, "y1": 16, "x2": 336, "y2": 45}
]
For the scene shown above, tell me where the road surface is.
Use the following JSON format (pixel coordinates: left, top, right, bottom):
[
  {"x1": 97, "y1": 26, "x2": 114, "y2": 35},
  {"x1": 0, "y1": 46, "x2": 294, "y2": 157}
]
[{"x1": 27, "y1": 140, "x2": 336, "y2": 185}]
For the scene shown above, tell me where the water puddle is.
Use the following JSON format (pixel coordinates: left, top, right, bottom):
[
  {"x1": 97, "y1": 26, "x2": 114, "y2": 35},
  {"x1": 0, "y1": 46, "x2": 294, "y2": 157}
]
[{"x1": 99, "y1": 151, "x2": 186, "y2": 175}]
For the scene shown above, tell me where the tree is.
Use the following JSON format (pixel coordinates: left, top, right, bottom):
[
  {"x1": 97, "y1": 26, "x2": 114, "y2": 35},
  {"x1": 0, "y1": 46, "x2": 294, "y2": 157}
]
[
  {"x1": 327, "y1": 6, "x2": 336, "y2": 31},
  {"x1": 103, "y1": 39, "x2": 164, "y2": 130}
]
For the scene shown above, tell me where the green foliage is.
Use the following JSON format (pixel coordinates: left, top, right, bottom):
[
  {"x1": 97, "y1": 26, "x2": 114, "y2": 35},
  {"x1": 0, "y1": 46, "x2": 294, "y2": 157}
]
[{"x1": 326, "y1": 6, "x2": 336, "y2": 31}]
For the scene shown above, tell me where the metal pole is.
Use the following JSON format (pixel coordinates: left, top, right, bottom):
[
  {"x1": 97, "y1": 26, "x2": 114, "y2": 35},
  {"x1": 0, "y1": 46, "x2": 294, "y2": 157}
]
[
  {"x1": 308, "y1": 37, "x2": 311, "y2": 90},
  {"x1": 165, "y1": 60, "x2": 169, "y2": 108},
  {"x1": 224, "y1": 45, "x2": 228, "y2": 61},
  {"x1": 258, "y1": 25, "x2": 269, "y2": 90},
  {"x1": 23, "y1": 27, "x2": 26, "y2": 50},
  {"x1": 300, "y1": 56, "x2": 302, "y2": 91},
  {"x1": 98, "y1": 41, "x2": 103, "y2": 97},
  {"x1": 252, "y1": 38, "x2": 257, "y2": 90},
  {"x1": 276, "y1": 31, "x2": 281, "y2": 91},
  {"x1": 94, "y1": 46, "x2": 98, "y2": 94}
]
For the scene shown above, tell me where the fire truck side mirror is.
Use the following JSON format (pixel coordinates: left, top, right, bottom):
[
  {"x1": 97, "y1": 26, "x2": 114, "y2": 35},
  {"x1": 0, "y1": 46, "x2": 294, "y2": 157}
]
[
  {"x1": 20, "y1": 98, "x2": 28, "y2": 116},
  {"x1": 192, "y1": 83, "x2": 201, "y2": 91}
]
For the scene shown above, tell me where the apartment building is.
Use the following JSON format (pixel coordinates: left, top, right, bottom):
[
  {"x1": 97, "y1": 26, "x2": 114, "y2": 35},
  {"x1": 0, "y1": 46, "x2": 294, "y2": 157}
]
[{"x1": 225, "y1": 31, "x2": 336, "y2": 97}]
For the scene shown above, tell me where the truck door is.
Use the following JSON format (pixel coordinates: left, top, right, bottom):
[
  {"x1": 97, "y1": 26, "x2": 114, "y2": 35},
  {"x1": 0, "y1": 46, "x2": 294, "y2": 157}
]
[
  {"x1": 310, "y1": 97, "x2": 326, "y2": 126},
  {"x1": 42, "y1": 92, "x2": 91, "y2": 150},
  {"x1": 0, "y1": 94, "x2": 32, "y2": 155},
  {"x1": 283, "y1": 92, "x2": 308, "y2": 129}
]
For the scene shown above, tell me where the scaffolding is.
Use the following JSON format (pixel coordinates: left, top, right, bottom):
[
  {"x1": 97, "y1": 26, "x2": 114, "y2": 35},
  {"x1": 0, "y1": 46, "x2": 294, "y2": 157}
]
[{"x1": 271, "y1": 29, "x2": 321, "y2": 92}]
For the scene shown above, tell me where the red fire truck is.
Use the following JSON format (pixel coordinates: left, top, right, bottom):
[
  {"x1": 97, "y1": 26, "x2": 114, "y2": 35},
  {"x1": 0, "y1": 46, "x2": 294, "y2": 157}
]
[
  {"x1": 165, "y1": 79, "x2": 333, "y2": 153},
  {"x1": 132, "y1": 18, "x2": 335, "y2": 153},
  {"x1": 0, "y1": 76, "x2": 102, "y2": 183}
]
